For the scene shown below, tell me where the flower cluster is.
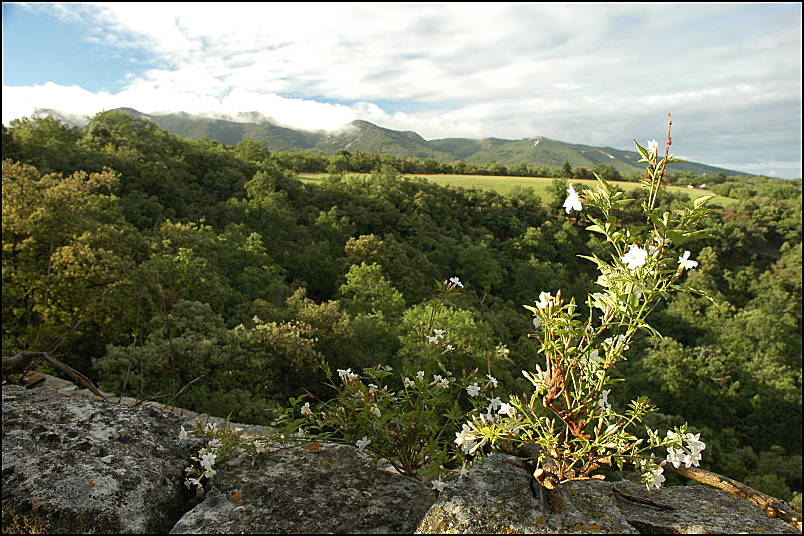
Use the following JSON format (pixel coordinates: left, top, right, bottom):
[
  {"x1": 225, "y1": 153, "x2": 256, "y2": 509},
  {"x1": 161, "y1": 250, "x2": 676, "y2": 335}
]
[
  {"x1": 337, "y1": 368, "x2": 359, "y2": 384},
  {"x1": 426, "y1": 329, "x2": 446, "y2": 344},
  {"x1": 183, "y1": 423, "x2": 223, "y2": 490},
  {"x1": 445, "y1": 276, "x2": 464, "y2": 289},
  {"x1": 296, "y1": 364, "x2": 491, "y2": 479},
  {"x1": 665, "y1": 431, "x2": 706, "y2": 468}
]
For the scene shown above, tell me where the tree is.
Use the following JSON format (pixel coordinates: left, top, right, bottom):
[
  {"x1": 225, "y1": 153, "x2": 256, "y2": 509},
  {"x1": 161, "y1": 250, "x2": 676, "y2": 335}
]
[
  {"x1": 561, "y1": 160, "x2": 573, "y2": 178},
  {"x1": 2, "y1": 160, "x2": 140, "y2": 369}
]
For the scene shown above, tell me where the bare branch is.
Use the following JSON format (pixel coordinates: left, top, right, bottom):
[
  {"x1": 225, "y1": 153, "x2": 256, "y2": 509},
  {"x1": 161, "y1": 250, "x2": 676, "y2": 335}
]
[{"x1": 663, "y1": 463, "x2": 802, "y2": 532}]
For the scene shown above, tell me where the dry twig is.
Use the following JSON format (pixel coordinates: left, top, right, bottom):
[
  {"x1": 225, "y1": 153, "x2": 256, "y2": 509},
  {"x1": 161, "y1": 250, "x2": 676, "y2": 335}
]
[{"x1": 663, "y1": 463, "x2": 802, "y2": 532}]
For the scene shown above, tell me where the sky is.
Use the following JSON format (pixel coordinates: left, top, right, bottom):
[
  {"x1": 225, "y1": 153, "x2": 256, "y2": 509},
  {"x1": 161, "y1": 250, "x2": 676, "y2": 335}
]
[{"x1": 2, "y1": 2, "x2": 802, "y2": 178}]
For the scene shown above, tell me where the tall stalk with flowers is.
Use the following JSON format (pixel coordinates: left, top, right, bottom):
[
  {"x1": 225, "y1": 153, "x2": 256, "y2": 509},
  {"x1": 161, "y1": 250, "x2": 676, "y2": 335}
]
[{"x1": 456, "y1": 115, "x2": 716, "y2": 491}]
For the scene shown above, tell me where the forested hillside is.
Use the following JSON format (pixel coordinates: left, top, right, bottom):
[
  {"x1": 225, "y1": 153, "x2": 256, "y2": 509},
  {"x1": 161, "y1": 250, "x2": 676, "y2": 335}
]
[
  {"x1": 33, "y1": 107, "x2": 752, "y2": 178},
  {"x1": 2, "y1": 111, "x2": 801, "y2": 509}
]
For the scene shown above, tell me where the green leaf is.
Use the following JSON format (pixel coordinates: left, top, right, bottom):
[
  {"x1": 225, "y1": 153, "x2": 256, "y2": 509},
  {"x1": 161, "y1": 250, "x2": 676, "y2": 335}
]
[
  {"x1": 586, "y1": 224, "x2": 607, "y2": 236},
  {"x1": 633, "y1": 139, "x2": 649, "y2": 160},
  {"x1": 693, "y1": 195, "x2": 715, "y2": 209}
]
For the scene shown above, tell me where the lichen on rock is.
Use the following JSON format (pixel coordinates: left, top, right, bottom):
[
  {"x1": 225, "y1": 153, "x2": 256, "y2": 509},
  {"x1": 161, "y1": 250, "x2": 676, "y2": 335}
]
[
  {"x1": 170, "y1": 442, "x2": 435, "y2": 534},
  {"x1": 2, "y1": 384, "x2": 203, "y2": 534},
  {"x1": 415, "y1": 453, "x2": 799, "y2": 534}
]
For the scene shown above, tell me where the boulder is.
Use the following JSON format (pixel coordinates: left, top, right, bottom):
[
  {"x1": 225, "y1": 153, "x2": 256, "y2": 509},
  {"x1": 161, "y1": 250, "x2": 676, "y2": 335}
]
[
  {"x1": 170, "y1": 442, "x2": 435, "y2": 534},
  {"x1": 2, "y1": 383, "x2": 205, "y2": 533},
  {"x1": 4, "y1": 378, "x2": 797, "y2": 534},
  {"x1": 415, "y1": 453, "x2": 799, "y2": 534}
]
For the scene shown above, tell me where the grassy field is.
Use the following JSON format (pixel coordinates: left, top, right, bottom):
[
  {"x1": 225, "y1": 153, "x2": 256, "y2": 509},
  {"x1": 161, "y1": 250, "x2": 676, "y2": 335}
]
[{"x1": 298, "y1": 172, "x2": 737, "y2": 206}]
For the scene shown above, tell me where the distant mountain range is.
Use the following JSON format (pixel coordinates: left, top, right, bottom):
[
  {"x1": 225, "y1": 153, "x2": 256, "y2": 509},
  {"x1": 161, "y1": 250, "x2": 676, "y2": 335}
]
[{"x1": 32, "y1": 107, "x2": 752, "y2": 176}]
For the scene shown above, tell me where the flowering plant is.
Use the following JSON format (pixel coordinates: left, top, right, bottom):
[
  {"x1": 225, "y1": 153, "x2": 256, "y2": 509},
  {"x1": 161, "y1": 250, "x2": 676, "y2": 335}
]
[
  {"x1": 292, "y1": 277, "x2": 503, "y2": 483},
  {"x1": 297, "y1": 363, "x2": 492, "y2": 479},
  {"x1": 456, "y1": 116, "x2": 716, "y2": 490}
]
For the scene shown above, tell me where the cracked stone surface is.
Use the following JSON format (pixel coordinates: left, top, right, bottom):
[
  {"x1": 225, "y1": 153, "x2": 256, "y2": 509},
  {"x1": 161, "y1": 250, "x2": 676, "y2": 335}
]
[
  {"x1": 415, "y1": 454, "x2": 798, "y2": 534},
  {"x1": 2, "y1": 384, "x2": 203, "y2": 533},
  {"x1": 170, "y1": 442, "x2": 435, "y2": 534}
]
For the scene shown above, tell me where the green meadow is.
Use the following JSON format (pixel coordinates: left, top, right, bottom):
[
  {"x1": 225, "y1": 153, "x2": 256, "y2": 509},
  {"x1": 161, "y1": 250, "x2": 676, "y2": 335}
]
[{"x1": 298, "y1": 173, "x2": 737, "y2": 206}]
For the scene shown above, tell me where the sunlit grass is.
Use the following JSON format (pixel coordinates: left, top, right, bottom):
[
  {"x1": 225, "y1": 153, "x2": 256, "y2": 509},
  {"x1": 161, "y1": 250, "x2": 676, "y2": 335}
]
[{"x1": 297, "y1": 172, "x2": 737, "y2": 207}]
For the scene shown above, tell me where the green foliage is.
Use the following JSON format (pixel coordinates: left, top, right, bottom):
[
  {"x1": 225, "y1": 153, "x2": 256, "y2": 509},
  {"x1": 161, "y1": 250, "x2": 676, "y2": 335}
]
[
  {"x1": 338, "y1": 262, "x2": 406, "y2": 318},
  {"x1": 297, "y1": 365, "x2": 487, "y2": 478},
  {"x1": 94, "y1": 299, "x2": 328, "y2": 421},
  {"x1": 2, "y1": 160, "x2": 140, "y2": 368},
  {"x1": 398, "y1": 299, "x2": 493, "y2": 378},
  {"x1": 2, "y1": 112, "x2": 799, "y2": 500}
]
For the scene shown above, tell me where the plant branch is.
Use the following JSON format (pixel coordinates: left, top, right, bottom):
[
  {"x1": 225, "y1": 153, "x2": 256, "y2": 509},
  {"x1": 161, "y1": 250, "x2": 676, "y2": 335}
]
[{"x1": 662, "y1": 463, "x2": 802, "y2": 532}]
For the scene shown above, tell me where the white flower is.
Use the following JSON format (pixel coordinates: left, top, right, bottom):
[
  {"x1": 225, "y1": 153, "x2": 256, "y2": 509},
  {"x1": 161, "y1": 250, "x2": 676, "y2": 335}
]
[
  {"x1": 532, "y1": 317, "x2": 542, "y2": 329},
  {"x1": 522, "y1": 365, "x2": 550, "y2": 390},
  {"x1": 434, "y1": 375, "x2": 450, "y2": 389},
  {"x1": 646, "y1": 139, "x2": 659, "y2": 156},
  {"x1": 646, "y1": 466, "x2": 665, "y2": 489},
  {"x1": 563, "y1": 184, "x2": 582, "y2": 213},
  {"x1": 536, "y1": 291, "x2": 554, "y2": 310},
  {"x1": 683, "y1": 450, "x2": 703, "y2": 467},
  {"x1": 459, "y1": 461, "x2": 469, "y2": 479},
  {"x1": 203, "y1": 422, "x2": 218, "y2": 434},
  {"x1": 370, "y1": 406, "x2": 381, "y2": 418},
  {"x1": 433, "y1": 329, "x2": 446, "y2": 339},
  {"x1": 678, "y1": 250, "x2": 699, "y2": 270},
  {"x1": 203, "y1": 467, "x2": 217, "y2": 479},
  {"x1": 301, "y1": 402, "x2": 313, "y2": 418},
  {"x1": 207, "y1": 438, "x2": 222, "y2": 449},
  {"x1": 356, "y1": 436, "x2": 371, "y2": 451},
  {"x1": 426, "y1": 335, "x2": 438, "y2": 343},
  {"x1": 416, "y1": 370, "x2": 425, "y2": 382},
  {"x1": 666, "y1": 432, "x2": 706, "y2": 468},
  {"x1": 178, "y1": 426, "x2": 189, "y2": 442},
  {"x1": 488, "y1": 397, "x2": 502, "y2": 412},
  {"x1": 454, "y1": 423, "x2": 477, "y2": 453},
  {"x1": 486, "y1": 374, "x2": 498, "y2": 388},
  {"x1": 445, "y1": 344, "x2": 454, "y2": 351},
  {"x1": 449, "y1": 276, "x2": 464, "y2": 288},
  {"x1": 498, "y1": 402, "x2": 516, "y2": 417},
  {"x1": 403, "y1": 377, "x2": 415, "y2": 388},
  {"x1": 598, "y1": 389, "x2": 611, "y2": 411},
  {"x1": 432, "y1": 479, "x2": 447, "y2": 492},
  {"x1": 684, "y1": 433, "x2": 706, "y2": 455},
  {"x1": 199, "y1": 452, "x2": 217, "y2": 471},
  {"x1": 666, "y1": 446, "x2": 685, "y2": 468},
  {"x1": 621, "y1": 244, "x2": 648, "y2": 270},
  {"x1": 337, "y1": 368, "x2": 359, "y2": 383},
  {"x1": 466, "y1": 384, "x2": 480, "y2": 397}
]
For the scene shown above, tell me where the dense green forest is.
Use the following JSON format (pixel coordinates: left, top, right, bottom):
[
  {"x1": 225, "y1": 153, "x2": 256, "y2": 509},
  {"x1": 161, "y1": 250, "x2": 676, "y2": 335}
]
[{"x1": 2, "y1": 112, "x2": 801, "y2": 508}]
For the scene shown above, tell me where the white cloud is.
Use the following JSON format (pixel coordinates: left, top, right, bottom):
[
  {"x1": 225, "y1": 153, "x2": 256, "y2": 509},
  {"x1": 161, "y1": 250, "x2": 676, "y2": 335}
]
[{"x1": 3, "y1": 3, "x2": 801, "y2": 177}]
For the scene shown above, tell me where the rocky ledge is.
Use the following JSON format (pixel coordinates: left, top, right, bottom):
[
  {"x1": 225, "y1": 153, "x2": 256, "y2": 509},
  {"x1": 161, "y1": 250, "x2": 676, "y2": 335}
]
[{"x1": 1, "y1": 380, "x2": 798, "y2": 534}]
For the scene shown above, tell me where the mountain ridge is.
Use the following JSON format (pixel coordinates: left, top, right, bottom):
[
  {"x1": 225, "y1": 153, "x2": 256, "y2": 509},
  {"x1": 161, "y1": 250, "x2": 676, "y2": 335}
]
[{"x1": 30, "y1": 107, "x2": 753, "y2": 176}]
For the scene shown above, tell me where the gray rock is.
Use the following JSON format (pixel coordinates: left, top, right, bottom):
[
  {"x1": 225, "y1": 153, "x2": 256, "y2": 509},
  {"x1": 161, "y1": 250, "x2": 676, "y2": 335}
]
[
  {"x1": 6, "y1": 379, "x2": 797, "y2": 534},
  {"x1": 416, "y1": 454, "x2": 798, "y2": 534},
  {"x1": 2, "y1": 384, "x2": 202, "y2": 533},
  {"x1": 170, "y1": 442, "x2": 436, "y2": 534}
]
